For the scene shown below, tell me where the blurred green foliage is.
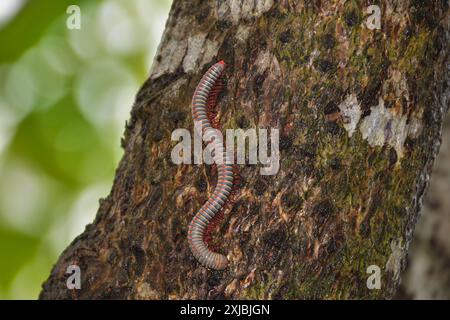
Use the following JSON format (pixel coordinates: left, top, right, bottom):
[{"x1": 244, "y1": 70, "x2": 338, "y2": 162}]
[{"x1": 0, "y1": 0, "x2": 171, "y2": 299}]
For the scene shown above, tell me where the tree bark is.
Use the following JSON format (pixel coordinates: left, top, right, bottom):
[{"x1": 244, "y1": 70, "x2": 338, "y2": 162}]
[
  {"x1": 40, "y1": 0, "x2": 449, "y2": 299},
  {"x1": 396, "y1": 112, "x2": 450, "y2": 299}
]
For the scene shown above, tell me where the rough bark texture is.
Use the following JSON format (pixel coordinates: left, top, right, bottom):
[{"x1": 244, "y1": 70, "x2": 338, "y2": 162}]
[{"x1": 40, "y1": 0, "x2": 449, "y2": 299}]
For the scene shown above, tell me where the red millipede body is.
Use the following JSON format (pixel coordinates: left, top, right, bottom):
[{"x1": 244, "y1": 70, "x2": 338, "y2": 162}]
[{"x1": 188, "y1": 61, "x2": 236, "y2": 270}]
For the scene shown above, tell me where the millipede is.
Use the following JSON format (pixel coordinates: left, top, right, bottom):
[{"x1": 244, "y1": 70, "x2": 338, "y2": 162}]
[{"x1": 188, "y1": 61, "x2": 238, "y2": 270}]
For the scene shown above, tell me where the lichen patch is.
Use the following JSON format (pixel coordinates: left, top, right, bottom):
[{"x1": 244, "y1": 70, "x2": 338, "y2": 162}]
[
  {"x1": 337, "y1": 93, "x2": 361, "y2": 137},
  {"x1": 407, "y1": 117, "x2": 423, "y2": 139},
  {"x1": 254, "y1": 50, "x2": 272, "y2": 73},
  {"x1": 236, "y1": 25, "x2": 251, "y2": 43},
  {"x1": 385, "y1": 238, "x2": 406, "y2": 284},
  {"x1": 149, "y1": 15, "x2": 191, "y2": 79},
  {"x1": 217, "y1": 0, "x2": 274, "y2": 24},
  {"x1": 150, "y1": 39, "x2": 187, "y2": 79},
  {"x1": 136, "y1": 282, "x2": 160, "y2": 299},
  {"x1": 201, "y1": 39, "x2": 220, "y2": 67},
  {"x1": 359, "y1": 97, "x2": 410, "y2": 157},
  {"x1": 183, "y1": 33, "x2": 207, "y2": 73}
]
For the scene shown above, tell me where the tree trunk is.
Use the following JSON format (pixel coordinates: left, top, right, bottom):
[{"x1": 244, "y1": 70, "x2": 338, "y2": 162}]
[
  {"x1": 40, "y1": 0, "x2": 449, "y2": 299},
  {"x1": 396, "y1": 112, "x2": 450, "y2": 299}
]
